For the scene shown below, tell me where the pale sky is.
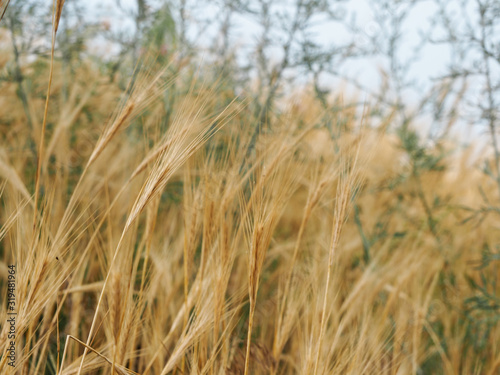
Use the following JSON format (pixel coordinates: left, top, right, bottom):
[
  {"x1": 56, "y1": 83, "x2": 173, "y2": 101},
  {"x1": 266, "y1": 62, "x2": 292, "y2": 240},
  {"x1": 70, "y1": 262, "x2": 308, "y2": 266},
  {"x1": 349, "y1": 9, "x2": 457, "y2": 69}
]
[{"x1": 87, "y1": 0, "x2": 451, "y2": 93}]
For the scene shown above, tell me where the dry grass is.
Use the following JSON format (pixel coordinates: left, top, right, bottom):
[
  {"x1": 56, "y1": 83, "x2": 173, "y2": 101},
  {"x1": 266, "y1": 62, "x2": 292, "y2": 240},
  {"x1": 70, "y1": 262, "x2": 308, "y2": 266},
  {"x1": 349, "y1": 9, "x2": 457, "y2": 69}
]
[{"x1": 1, "y1": 18, "x2": 500, "y2": 375}]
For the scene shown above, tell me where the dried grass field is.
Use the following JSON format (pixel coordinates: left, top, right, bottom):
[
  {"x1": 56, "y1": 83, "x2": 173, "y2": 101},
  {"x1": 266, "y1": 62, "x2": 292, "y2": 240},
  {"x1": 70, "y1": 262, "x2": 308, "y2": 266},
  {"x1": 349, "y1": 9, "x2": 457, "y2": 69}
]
[{"x1": 1, "y1": 3, "x2": 500, "y2": 374}]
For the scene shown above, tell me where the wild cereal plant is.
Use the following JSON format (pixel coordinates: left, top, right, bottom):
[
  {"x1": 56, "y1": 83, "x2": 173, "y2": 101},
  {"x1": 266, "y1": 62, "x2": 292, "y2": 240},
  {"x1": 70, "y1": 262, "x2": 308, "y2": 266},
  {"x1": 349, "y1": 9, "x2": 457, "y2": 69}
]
[{"x1": 1, "y1": 3, "x2": 500, "y2": 375}]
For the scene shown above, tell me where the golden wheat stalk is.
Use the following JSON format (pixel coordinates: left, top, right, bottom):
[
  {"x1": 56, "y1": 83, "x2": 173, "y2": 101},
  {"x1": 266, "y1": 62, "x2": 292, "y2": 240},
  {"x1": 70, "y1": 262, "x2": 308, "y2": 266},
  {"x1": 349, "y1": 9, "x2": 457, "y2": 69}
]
[
  {"x1": 312, "y1": 148, "x2": 362, "y2": 375},
  {"x1": 32, "y1": 0, "x2": 66, "y2": 235}
]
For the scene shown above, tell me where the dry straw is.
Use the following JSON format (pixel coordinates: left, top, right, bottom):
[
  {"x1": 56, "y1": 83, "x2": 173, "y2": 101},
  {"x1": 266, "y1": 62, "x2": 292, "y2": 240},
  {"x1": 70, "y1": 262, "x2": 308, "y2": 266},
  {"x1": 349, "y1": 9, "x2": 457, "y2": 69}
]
[{"x1": 2, "y1": 3, "x2": 500, "y2": 374}]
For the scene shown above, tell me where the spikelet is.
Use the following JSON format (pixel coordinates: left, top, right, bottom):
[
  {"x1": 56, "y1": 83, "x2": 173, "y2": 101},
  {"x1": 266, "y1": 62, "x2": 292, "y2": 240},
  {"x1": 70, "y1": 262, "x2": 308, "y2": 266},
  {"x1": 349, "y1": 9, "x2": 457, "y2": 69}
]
[{"x1": 54, "y1": 0, "x2": 66, "y2": 33}]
